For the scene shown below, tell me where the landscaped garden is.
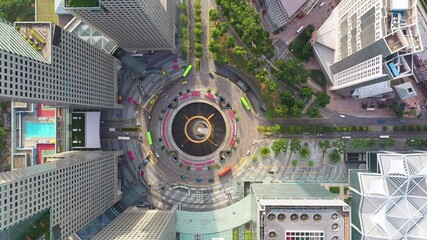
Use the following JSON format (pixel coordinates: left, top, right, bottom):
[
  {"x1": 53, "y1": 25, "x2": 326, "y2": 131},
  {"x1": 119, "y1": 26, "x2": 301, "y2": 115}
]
[
  {"x1": 260, "y1": 146, "x2": 271, "y2": 158},
  {"x1": 298, "y1": 147, "x2": 310, "y2": 159},
  {"x1": 329, "y1": 149, "x2": 341, "y2": 164}
]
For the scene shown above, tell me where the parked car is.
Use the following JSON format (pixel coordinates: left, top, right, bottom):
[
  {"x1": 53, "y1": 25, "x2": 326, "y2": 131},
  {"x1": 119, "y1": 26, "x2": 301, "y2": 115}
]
[
  {"x1": 181, "y1": 175, "x2": 187, "y2": 179},
  {"x1": 196, "y1": 178, "x2": 203, "y2": 183},
  {"x1": 208, "y1": 178, "x2": 214, "y2": 183},
  {"x1": 399, "y1": 119, "x2": 406, "y2": 123},
  {"x1": 377, "y1": 119, "x2": 385, "y2": 124}
]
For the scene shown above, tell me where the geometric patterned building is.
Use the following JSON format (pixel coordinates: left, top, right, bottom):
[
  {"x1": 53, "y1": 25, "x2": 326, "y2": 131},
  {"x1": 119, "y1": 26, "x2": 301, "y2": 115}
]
[
  {"x1": 313, "y1": 0, "x2": 424, "y2": 98},
  {"x1": 349, "y1": 151, "x2": 427, "y2": 239},
  {"x1": 64, "y1": 0, "x2": 176, "y2": 52}
]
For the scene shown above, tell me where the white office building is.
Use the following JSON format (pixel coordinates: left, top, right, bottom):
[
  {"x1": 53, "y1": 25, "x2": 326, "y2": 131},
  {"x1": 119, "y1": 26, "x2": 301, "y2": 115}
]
[
  {"x1": 0, "y1": 151, "x2": 122, "y2": 240},
  {"x1": 350, "y1": 151, "x2": 427, "y2": 239},
  {"x1": 94, "y1": 205, "x2": 177, "y2": 240},
  {"x1": 64, "y1": 0, "x2": 176, "y2": 52},
  {"x1": 0, "y1": 20, "x2": 118, "y2": 108},
  {"x1": 313, "y1": 0, "x2": 423, "y2": 98}
]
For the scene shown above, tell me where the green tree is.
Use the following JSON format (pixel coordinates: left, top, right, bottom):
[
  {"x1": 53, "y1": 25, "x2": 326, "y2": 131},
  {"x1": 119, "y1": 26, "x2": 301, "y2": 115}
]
[
  {"x1": 246, "y1": 59, "x2": 260, "y2": 71},
  {"x1": 319, "y1": 140, "x2": 331, "y2": 152},
  {"x1": 290, "y1": 104, "x2": 302, "y2": 115},
  {"x1": 301, "y1": 87, "x2": 313, "y2": 99},
  {"x1": 0, "y1": 0, "x2": 34, "y2": 22},
  {"x1": 209, "y1": 9, "x2": 220, "y2": 22},
  {"x1": 211, "y1": 27, "x2": 221, "y2": 40},
  {"x1": 274, "y1": 105, "x2": 288, "y2": 117},
  {"x1": 233, "y1": 46, "x2": 247, "y2": 56},
  {"x1": 180, "y1": 14, "x2": 188, "y2": 26},
  {"x1": 208, "y1": 40, "x2": 221, "y2": 53},
  {"x1": 269, "y1": 81, "x2": 278, "y2": 92},
  {"x1": 274, "y1": 59, "x2": 308, "y2": 85},
  {"x1": 271, "y1": 139, "x2": 287, "y2": 153},
  {"x1": 218, "y1": 22, "x2": 228, "y2": 35},
  {"x1": 271, "y1": 124, "x2": 281, "y2": 133},
  {"x1": 290, "y1": 139, "x2": 301, "y2": 153},
  {"x1": 281, "y1": 90, "x2": 295, "y2": 106},
  {"x1": 0, "y1": 128, "x2": 5, "y2": 138},
  {"x1": 316, "y1": 92, "x2": 331, "y2": 108},
  {"x1": 226, "y1": 35, "x2": 235, "y2": 48},
  {"x1": 307, "y1": 108, "x2": 320, "y2": 118}
]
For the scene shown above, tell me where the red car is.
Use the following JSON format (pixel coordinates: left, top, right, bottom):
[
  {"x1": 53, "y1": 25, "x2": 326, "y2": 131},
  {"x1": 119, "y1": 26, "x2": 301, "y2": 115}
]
[
  {"x1": 131, "y1": 100, "x2": 136, "y2": 105},
  {"x1": 140, "y1": 171, "x2": 144, "y2": 176},
  {"x1": 128, "y1": 150, "x2": 134, "y2": 160}
]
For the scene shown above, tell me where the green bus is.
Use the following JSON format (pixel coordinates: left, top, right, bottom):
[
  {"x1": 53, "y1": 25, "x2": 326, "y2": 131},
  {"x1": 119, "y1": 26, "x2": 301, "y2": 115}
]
[
  {"x1": 147, "y1": 131, "x2": 153, "y2": 145},
  {"x1": 240, "y1": 96, "x2": 251, "y2": 110},
  {"x1": 182, "y1": 65, "x2": 193, "y2": 77}
]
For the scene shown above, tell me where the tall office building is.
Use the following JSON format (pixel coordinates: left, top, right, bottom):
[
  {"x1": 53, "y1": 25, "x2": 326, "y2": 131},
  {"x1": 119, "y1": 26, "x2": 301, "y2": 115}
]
[
  {"x1": 93, "y1": 205, "x2": 177, "y2": 240},
  {"x1": 349, "y1": 151, "x2": 427, "y2": 239},
  {"x1": 313, "y1": 0, "x2": 423, "y2": 98},
  {"x1": 64, "y1": 0, "x2": 176, "y2": 52},
  {"x1": 0, "y1": 151, "x2": 122, "y2": 240},
  {"x1": 0, "y1": 20, "x2": 118, "y2": 108}
]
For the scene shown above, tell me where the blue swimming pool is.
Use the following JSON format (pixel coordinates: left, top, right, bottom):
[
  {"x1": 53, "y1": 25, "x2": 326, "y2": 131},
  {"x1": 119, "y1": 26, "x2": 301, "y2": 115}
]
[{"x1": 25, "y1": 122, "x2": 56, "y2": 138}]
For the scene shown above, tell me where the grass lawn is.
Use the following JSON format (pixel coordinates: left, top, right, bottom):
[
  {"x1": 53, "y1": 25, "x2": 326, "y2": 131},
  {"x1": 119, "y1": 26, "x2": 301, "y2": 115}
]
[
  {"x1": 36, "y1": 0, "x2": 58, "y2": 24},
  {"x1": 329, "y1": 186, "x2": 340, "y2": 194},
  {"x1": 65, "y1": 0, "x2": 99, "y2": 7}
]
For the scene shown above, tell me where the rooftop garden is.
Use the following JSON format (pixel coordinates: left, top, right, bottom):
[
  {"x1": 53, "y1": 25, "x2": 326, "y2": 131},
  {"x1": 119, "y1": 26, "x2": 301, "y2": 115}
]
[{"x1": 65, "y1": 0, "x2": 99, "y2": 7}]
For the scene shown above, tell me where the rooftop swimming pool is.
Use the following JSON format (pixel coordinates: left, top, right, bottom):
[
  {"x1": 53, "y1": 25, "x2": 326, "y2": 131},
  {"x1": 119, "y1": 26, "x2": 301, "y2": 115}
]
[{"x1": 25, "y1": 122, "x2": 56, "y2": 139}]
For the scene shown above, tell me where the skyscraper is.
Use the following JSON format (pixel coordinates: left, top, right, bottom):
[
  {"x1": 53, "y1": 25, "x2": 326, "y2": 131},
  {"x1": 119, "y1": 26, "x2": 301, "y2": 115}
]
[
  {"x1": 0, "y1": 20, "x2": 118, "y2": 108},
  {"x1": 64, "y1": 0, "x2": 176, "y2": 52},
  {"x1": 313, "y1": 0, "x2": 423, "y2": 98},
  {"x1": 0, "y1": 151, "x2": 123, "y2": 239}
]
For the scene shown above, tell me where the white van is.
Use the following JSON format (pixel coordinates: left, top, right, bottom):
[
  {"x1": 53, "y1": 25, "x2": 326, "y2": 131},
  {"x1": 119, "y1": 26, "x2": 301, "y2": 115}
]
[
  {"x1": 342, "y1": 136, "x2": 351, "y2": 139},
  {"x1": 339, "y1": 115, "x2": 346, "y2": 118},
  {"x1": 320, "y1": 1, "x2": 325, "y2": 7}
]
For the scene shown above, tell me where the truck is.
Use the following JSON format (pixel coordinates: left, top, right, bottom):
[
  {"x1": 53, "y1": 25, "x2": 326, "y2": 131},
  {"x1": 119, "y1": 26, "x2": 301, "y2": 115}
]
[{"x1": 118, "y1": 136, "x2": 131, "y2": 140}]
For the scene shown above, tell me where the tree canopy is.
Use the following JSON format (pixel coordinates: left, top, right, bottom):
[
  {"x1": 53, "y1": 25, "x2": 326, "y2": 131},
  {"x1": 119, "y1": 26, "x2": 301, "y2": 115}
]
[
  {"x1": 0, "y1": 0, "x2": 34, "y2": 22},
  {"x1": 274, "y1": 59, "x2": 309, "y2": 86},
  {"x1": 316, "y1": 92, "x2": 331, "y2": 108}
]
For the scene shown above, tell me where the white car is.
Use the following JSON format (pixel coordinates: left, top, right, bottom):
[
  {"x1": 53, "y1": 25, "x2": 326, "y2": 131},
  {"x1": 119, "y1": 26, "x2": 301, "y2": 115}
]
[
  {"x1": 252, "y1": 140, "x2": 258, "y2": 145},
  {"x1": 155, "y1": 152, "x2": 160, "y2": 158},
  {"x1": 246, "y1": 150, "x2": 251, "y2": 156},
  {"x1": 339, "y1": 114, "x2": 346, "y2": 118}
]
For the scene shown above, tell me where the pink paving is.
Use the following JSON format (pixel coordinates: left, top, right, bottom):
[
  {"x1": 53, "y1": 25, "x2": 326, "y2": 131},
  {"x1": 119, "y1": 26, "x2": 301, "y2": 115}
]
[
  {"x1": 228, "y1": 110, "x2": 235, "y2": 120},
  {"x1": 37, "y1": 104, "x2": 55, "y2": 117},
  {"x1": 162, "y1": 112, "x2": 170, "y2": 148},
  {"x1": 37, "y1": 144, "x2": 55, "y2": 164},
  {"x1": 179, "y1": 93, "x2": 189, "y2": 101},
  {"x1": 205, "y1": 93, "x2": 216, "y2": 100}
]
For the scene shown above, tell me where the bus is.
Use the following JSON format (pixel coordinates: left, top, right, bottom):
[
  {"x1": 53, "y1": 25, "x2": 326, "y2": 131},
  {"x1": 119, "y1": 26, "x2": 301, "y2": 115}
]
[
  {"x1": 296, "y1": 26, "x2": 304, "y2": 34},
  {"x1": 379, "y1": 135, "x2": 390, "y2": 139},
  {"x1": 118, "y1": 136, "x2": 130, "y2": 140},
  {"x1": 218, "y1": 166, "x2": 232, "y2": 177},
  {"x1": 182, "y1": 65, "x2": 193, "y2": 77},
  {"x1": 147, "y1": 131, "x2": 153, "y2": 145},
  {"x1": 240, "y1": 96, "x2": 251, "y2": 111}
]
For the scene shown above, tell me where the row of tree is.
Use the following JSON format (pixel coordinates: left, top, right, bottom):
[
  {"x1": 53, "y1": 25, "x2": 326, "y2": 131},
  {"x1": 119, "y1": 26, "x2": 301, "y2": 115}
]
[
  {"x1": 178, "y1": 1, "x2": 189, "y2": 55},
  {"x1": 193, "y1": 0, "x2": 203, "y2": 58}
]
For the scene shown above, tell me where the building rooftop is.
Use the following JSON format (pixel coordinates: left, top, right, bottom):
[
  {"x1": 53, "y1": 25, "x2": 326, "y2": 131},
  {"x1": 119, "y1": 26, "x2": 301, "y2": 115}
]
[
  {"x1": 350, "y1": 151, "x2": 427, "y2": 239},
  {"x1": 279, "y1": 0, "x2": 307, "y2": 18}
]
